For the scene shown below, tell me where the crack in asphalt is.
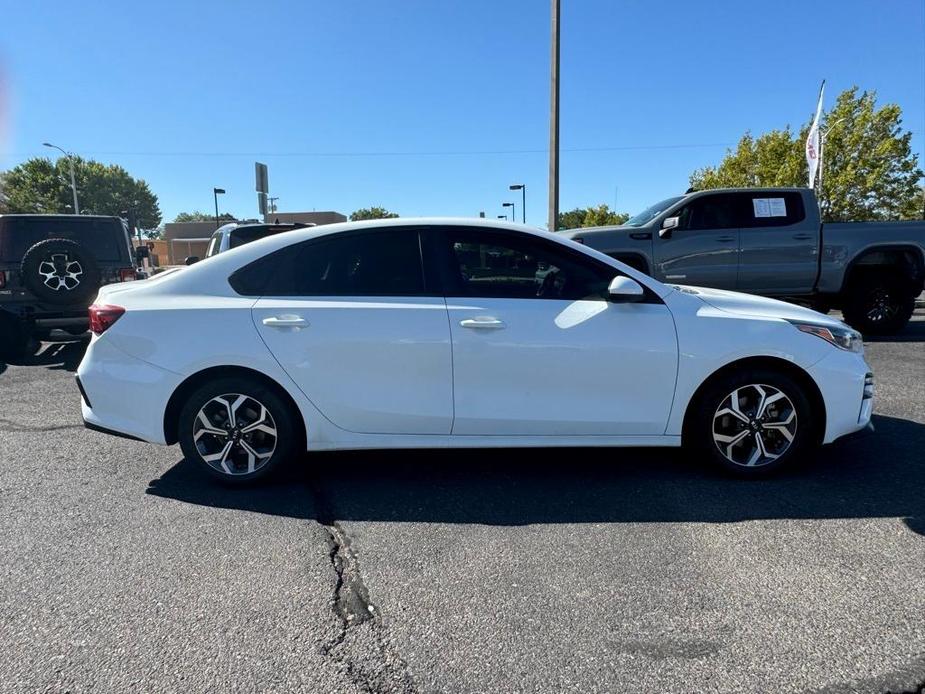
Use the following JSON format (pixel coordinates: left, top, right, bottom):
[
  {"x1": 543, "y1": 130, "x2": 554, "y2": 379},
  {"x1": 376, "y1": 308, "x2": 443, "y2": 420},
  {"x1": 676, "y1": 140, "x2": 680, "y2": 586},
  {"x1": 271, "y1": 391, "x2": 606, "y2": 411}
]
[
  {"x1": 309, "y1": 475, "x2": 416, "y2": 694},
  {"x1": 0, "y1": 417, "x2": 83, "y2": 433}
]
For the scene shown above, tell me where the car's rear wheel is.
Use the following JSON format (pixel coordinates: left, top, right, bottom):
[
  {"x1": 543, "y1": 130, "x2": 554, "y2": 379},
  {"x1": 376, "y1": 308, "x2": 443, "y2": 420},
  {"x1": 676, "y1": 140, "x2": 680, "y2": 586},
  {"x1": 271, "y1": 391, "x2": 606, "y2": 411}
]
[
  {"x1": 178, "y1": 376, "x2": 300, "y2": 483},
  {"x1": 689, "y1": 369, "x2": 816, "y2": 477}
]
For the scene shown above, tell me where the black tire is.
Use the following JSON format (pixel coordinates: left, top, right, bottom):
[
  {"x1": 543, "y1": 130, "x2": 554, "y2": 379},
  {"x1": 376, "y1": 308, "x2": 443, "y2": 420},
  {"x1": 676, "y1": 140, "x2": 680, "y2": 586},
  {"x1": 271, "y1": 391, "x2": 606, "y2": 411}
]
[
  {"x1": 842, "y1": 274, "x2": 915, "y2": 336},
  {"x1": 687, "y1": 368, "x2": 816, "y2": 477},
  {"x1": 178, "y1": 376, "x2": 300, "y2": 484},
  {"x1": 0, "y1": 314, "x2": 39, "y2": 361},
  {"x1": 20, "y1": 238, "x2": 102, "y2": 306}
]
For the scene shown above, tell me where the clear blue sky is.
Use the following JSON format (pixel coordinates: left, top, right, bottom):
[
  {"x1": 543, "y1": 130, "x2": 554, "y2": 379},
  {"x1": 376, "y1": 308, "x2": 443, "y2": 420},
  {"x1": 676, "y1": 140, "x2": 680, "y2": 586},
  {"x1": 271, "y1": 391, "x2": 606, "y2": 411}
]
[{"x1": 1, "y1": 0, "x2": 923, "y2": 227}]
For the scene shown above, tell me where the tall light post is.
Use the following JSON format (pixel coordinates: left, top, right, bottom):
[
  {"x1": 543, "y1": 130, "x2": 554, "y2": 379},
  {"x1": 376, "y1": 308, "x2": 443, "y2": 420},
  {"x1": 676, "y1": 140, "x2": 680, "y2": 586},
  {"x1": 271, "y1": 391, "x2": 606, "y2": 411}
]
[
  {"x1": 42, "y1": 142, "x2": 79, "y2": 214},
  {"x1": 213, "y1": 187, "x2": 226, "y2": 229},
  {"x1": 509, "y1": 184, "x2": 525, "y2": 223},
  {"x1": 502, "y1": 202, "x2": 516, "y2": 222},
  {"x1": 548, "y1": 0, "x2": 560, "y2": 231},
  {"x1": 497, "y1": 214, "x2": 508, "y2": 220}
]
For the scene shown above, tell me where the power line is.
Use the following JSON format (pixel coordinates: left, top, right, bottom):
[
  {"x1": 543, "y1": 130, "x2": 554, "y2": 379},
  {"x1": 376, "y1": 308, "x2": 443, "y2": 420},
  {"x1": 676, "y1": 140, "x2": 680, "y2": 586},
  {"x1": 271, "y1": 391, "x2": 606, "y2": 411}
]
[{"x1": 1, "y1": 142, "x2": 735, "y2": 159}]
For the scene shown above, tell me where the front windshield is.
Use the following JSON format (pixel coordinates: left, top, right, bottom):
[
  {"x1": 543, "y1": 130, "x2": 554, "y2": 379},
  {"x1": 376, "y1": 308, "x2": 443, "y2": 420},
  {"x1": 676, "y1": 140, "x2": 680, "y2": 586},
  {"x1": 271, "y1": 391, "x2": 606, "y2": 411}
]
[{"x1": 624, "y1": 196, "x2": 684, "y2": 227}]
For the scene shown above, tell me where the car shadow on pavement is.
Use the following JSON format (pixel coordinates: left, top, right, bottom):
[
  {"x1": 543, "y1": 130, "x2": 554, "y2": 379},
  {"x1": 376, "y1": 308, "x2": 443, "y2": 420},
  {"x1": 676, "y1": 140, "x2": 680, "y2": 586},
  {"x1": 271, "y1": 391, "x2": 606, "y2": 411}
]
[
  {"x1": 864, "y1": 314, "x2": 925, "y2": 343},
  {"x1": 0, "y1": 338, "x2": 88, "y2": 376},
  {"x1": 146, "y1": 414, "x2": 925, "y2": 536}
]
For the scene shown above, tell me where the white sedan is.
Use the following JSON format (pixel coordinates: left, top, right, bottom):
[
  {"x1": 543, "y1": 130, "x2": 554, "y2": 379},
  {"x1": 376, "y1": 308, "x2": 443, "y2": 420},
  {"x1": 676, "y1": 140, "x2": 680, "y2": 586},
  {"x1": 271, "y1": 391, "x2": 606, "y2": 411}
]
[{"x1": 77, "y1": 219, "x2": 873, "y2": 483}]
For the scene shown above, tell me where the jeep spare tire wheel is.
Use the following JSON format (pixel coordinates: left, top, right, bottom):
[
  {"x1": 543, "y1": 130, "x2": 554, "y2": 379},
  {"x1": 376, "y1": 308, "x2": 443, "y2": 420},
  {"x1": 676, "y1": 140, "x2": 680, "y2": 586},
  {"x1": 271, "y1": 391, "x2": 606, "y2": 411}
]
[{"x1": 20, "y1": 238, "x2": 102, "y2": 306}]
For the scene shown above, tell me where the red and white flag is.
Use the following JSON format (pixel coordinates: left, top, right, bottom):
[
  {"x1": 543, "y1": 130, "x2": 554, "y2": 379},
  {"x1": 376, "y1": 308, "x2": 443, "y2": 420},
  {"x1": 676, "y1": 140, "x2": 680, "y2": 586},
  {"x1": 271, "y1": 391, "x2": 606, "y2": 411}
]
[{"x1": 805, "y1": 80, "x2": 825, "y2": 189}]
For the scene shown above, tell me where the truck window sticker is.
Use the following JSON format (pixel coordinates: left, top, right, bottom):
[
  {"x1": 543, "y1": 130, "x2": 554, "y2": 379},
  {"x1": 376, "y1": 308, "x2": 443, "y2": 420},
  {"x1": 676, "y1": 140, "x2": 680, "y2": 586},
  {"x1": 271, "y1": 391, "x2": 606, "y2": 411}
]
[{"x1": 752, "y1": 197, "x2": 787, "y2": 218}]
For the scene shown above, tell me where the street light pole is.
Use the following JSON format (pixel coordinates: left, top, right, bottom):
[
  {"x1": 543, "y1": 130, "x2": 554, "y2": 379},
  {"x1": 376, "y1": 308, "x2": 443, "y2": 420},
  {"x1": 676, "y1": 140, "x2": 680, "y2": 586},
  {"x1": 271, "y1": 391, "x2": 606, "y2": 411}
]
[
  {"x1": 213, "y1": 188, "x2": 226, "y2": 229},
  {"x1": 502, "y1": 202, "x2": 516, "y2": 222},
  {"x1": 547, "y1": 0, "x2": 560, "y2": 231},
  {"x1": 42, "y1": 142, "x2": 79, "y2": 214},
  {"x1": 509, "y1": 184, "x2": 525, "y2": 223}
]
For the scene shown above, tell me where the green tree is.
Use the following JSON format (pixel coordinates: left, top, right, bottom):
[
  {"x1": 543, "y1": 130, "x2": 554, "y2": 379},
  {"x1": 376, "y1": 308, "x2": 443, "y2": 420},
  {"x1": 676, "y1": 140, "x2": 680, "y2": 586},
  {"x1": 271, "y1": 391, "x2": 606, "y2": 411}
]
[
  {"x1": 557, "y1": 208, "x2": 587, "y2": 229},
  {"x1": 1, "y1": 156, "x2": 162, "y2": 227},
  {"x1": 557, "y1": 204, "x2": 629, "y2": 229},
  {"x1": 690, "y1": 87, "x2": 923, "y2": 222},
  {"x1": 582, "y1": 204, "x2": 630, "y2": 227},
  {"x1": 173, "y1": 210, "x2": 236, "y2": 223},
  {"x1": 350, "y1": 206, "x2": 399, "y2": 221}
]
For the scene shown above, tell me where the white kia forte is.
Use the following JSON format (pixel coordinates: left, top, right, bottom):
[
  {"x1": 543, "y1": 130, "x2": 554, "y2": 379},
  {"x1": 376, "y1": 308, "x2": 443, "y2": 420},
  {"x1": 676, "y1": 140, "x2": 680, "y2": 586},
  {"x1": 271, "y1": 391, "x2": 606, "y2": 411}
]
[{"x1": 76, "y1": 219, "x2": 873, "y2": 482}]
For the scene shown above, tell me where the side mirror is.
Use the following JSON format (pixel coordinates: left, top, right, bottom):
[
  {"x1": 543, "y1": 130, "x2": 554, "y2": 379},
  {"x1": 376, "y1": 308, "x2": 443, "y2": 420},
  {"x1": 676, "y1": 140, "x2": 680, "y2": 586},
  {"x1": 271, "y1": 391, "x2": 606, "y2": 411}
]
[
  {"x1": 659, "y1": 216, "x2": 679, "y2": 239},
  {"x1": 607, "y1": 275, "x2": 645, "y2": 302},
  {"x1": 184, "y1": 255, "x2": 200, "y2": 266}
]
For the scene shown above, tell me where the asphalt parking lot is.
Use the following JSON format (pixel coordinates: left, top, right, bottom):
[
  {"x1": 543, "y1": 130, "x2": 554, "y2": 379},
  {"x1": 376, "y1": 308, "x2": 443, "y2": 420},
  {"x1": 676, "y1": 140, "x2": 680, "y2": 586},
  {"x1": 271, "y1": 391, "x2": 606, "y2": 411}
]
[{"x1": 1, "y1": 313, "x2": 923, "y2": 694}]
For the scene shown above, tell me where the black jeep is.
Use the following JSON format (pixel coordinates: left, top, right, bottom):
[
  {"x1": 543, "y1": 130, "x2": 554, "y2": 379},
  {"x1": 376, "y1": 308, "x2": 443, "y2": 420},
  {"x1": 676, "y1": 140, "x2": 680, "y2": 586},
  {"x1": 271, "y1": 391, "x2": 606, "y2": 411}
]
[{"x1": 0, "y1": 214, "x2": 139, "y2": 359}]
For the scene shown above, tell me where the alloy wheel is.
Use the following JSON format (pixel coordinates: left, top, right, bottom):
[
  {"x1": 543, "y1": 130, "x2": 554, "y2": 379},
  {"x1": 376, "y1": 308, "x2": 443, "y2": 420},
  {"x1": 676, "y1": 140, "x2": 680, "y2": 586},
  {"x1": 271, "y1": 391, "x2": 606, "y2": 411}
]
[
  {"x1": 864, "y1": 287, "x2": 898, "y2": 324},
  {"x1": 192, "y1": 393, "x2": 278, "y2": 475},
  {"x1": 38, "y1": 252, "x2": 83, "y2": 291},
  {"x1": 712, "y1": 384, "x2": 797, "y2": 468}
]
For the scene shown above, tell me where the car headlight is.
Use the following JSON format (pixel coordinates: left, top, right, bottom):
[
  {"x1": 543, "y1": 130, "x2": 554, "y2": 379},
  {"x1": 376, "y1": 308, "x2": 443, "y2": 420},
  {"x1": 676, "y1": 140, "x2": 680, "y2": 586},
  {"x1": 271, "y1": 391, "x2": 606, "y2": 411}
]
[{"x1": 790, "y1": 321, "x2": 863, "y2": 352}]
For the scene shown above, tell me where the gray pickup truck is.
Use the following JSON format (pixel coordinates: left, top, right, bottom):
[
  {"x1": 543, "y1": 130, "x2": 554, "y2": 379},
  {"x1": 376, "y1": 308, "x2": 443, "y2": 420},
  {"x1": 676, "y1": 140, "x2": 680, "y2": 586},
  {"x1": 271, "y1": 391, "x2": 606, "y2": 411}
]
[{"x1": 560, "y1": 187, "x2": 925, "y2": 334}]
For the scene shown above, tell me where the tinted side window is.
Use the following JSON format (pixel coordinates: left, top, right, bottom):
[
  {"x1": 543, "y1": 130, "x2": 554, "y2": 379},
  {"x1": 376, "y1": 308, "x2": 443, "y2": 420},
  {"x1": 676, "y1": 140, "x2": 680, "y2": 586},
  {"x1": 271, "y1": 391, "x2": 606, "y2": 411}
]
[
  {"x1": 230, "y1": 228, "x2": 427, "y2": 297},
  {"x1": 441, "y1": 229, "x2": 612, "y2": 300},
  {"x1": 740, "y1": 192, "x2": 806, "y2": 228},
  {"x1": 675, "y1": 194, "x2": 739, "y2": 230}
]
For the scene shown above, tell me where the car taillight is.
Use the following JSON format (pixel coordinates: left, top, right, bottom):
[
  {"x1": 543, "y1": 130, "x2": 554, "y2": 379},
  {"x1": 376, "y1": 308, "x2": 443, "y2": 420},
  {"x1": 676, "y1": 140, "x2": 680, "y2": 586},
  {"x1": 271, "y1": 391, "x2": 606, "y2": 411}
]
[
  {"x1": 119, "y1": 268, "x2": 137, "y2": 282},
  {"x1": 89, "y1": 304, "x2": 125, "y2": 335},
  {"x1": 0, "y1": 271, "x2": 5, "y2": 288}
]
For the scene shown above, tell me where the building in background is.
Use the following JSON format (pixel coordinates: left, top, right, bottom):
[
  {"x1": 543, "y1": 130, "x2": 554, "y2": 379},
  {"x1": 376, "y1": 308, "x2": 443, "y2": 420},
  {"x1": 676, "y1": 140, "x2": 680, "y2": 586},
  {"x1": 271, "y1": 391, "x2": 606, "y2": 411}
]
[{"x1": 161, "y1": 211, "x2": 346, "y2": 266}]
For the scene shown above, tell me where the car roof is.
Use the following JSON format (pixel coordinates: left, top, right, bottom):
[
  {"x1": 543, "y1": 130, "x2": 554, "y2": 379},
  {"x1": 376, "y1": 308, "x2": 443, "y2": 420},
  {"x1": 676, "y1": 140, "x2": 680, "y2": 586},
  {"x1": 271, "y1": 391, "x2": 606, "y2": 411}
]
[
  {"x1": 0, "y1": 214, "x2": 122, "y2": 221},
  {"x1": 139, "y1": 216, "x2": 673, "y2": 300}
]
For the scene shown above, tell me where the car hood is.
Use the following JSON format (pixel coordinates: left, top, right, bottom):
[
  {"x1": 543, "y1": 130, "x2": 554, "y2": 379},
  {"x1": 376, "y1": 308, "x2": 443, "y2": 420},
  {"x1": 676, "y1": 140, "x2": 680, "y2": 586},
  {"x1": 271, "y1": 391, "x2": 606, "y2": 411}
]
[{"x1": 674, "y1": 285, "x2": 845, "y2": 327}]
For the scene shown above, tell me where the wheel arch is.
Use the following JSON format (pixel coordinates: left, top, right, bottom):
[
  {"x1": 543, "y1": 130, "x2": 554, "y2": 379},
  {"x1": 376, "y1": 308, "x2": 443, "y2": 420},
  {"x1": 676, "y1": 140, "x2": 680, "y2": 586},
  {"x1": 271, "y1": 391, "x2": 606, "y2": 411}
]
[
  {"x1": 840, "y1": 244, "x2": 925, "y2": 295},
  {"x1": 163, "y1": 364, "x2": 307, "y2": 447},
  {"x1": 681, "y1": 356, "x2": 826, "y2": 446}
]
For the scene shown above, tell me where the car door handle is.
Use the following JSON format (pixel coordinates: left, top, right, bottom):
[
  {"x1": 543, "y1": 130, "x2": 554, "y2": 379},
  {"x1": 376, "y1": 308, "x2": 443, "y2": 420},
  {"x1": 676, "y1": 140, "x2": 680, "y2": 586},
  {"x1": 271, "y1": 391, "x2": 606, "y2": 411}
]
[
  {"x1": 459, "y1": 317, "x2": 506, "y2": 329},
  {"x1": 716, "y1": 236, "x2": 736, "y2": 243},
  {"x1": 792, "y1": 233, "x2": 814, "y2": 240},
  {"x1": 262, "y1": 315, "x2": 308, "y2": 328}
]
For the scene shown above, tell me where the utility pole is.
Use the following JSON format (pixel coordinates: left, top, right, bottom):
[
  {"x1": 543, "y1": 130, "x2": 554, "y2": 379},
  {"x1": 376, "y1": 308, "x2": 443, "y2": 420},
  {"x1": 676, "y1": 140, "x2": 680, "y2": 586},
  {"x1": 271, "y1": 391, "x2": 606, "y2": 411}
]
[
  {"x1": 42, "y1": 142, "x2": 79, "y2": 214},
  {"x1": 547, "y1": 0, "x2": 560, "y2": 231}
]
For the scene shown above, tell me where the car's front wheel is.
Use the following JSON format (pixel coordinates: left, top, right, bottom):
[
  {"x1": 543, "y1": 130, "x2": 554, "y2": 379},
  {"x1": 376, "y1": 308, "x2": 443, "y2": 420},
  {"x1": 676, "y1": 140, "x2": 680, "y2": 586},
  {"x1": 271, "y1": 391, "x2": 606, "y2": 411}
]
[
  {"x1": 178, "y1": 376, "x2": 300, "y2": 483},
  {"x1": 689, "y1": 369, "x2": 816, "y2": 477}
]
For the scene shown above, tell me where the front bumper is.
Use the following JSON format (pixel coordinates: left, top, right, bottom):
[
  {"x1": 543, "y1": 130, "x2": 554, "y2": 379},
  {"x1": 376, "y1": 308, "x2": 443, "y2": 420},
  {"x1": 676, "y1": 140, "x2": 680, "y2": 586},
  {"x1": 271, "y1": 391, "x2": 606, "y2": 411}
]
[
  {"x1": 76, "y1": 335, "x2": 182, "y2": 444},
  {"x1": 807, "y1": 348, "x2": 874, "y2": 444}
]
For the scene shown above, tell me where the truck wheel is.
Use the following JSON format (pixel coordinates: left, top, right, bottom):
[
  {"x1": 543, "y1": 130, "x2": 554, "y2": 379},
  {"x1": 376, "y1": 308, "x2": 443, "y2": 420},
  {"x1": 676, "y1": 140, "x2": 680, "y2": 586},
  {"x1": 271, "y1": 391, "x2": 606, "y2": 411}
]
[{"x1": 842, "y1": 275, "x2": 915, "y2": 335}]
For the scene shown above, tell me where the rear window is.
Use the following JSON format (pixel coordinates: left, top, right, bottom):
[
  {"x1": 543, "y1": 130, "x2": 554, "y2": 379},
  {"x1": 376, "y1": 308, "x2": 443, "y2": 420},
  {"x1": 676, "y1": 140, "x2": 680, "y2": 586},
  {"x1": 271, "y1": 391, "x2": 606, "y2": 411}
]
[
  {"x1": 0, "y1": 217, "x2": 128, "y2": 262},
  {"x1": 230, "y1": 226, "x2": 281, "y2": 249}
]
